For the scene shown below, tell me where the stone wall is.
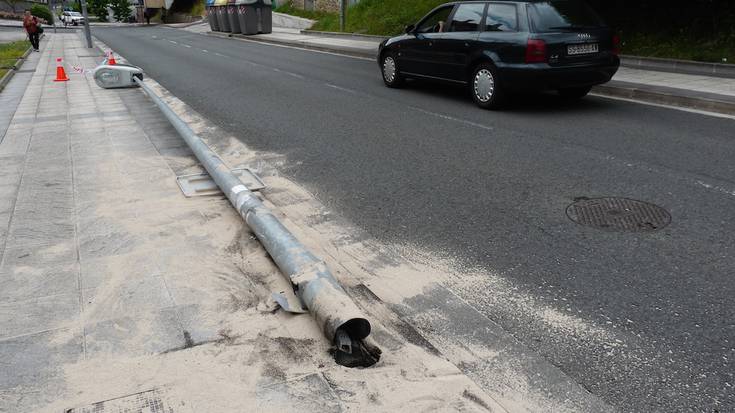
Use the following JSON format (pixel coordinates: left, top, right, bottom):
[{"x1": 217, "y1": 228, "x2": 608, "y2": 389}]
[
  {"x1": 314, "y1": 0, "x2": 339, "y2": 12},
  {"x1": 287, "y1": 0, "x2": 340, "y2": 13},
  {"x1": 0, "y1": 0, "x2": 46, "y2": 14}
]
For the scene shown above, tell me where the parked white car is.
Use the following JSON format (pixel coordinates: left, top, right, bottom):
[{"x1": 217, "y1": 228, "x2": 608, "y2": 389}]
[{"x1": 60, "y1": 11, "x2": 85, "y2": 26}]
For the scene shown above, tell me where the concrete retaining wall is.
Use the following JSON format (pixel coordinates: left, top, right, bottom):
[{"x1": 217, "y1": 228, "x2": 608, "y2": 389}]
[{"x1": 272, "y1": 11, "x2": 314, "y2": 29}]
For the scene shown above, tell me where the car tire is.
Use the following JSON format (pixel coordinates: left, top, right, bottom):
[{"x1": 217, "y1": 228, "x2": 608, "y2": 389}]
[
  {"x1": 471, "y1": 63, "x2": 504, "y2": 110},
  {"x1": 381, "y1": 52, "x2": 404, "y2": 88},
  {"x1": 558, "y1": 86, "x2": 592, "y2": 99}
]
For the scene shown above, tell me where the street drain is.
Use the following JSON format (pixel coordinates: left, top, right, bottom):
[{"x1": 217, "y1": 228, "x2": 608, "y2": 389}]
[
  {"x1": 65, "y1": 388, "x2": 175, "y2": 413},
  {"x1": 566, "y1": 197, "x2": 671, "y2": 232}
]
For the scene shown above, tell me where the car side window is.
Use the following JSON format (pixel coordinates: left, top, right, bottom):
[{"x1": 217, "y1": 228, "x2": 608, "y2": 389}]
[
  {"x1": 485, "y1": 3, "x2": 518, "y2": 32},
  {"x1": 448, "y1": 3, "x2": 485, "y2": 32},
  {"x1": 416, "y1": 6, "x2": 454, "y2": 34}
]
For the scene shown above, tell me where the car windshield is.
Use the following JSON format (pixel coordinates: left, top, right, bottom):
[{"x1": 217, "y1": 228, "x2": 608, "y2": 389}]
[{"x1": 528, "y1": 0, "x2": 605, "y2": 32}]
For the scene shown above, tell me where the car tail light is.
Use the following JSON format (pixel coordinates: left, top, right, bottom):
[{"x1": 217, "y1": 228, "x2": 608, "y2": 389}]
[
  {"x1": 525, "y1": 39, "x2": 547, "y2": 63},
  {"x1": 612, "y1": 34, "x2": 621, "y2": 56}
]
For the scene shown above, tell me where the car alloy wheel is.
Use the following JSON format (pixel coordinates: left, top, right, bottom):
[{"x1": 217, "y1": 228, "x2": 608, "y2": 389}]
[
  {"x1": 473, "y1": 69, "x2": 495, "y2": 103},
  {"x1": 383, "y1": 56, "x2": 397, "y2": 83}
]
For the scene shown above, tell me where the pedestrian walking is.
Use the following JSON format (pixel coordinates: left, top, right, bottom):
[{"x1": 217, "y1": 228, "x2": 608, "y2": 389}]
[{"x1": 22, "y1": 10, "x2": 41, "y2": 52}]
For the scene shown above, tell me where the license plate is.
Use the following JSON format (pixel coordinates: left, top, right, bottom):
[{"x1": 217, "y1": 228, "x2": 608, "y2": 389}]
[{"x1": 567, "y1": 43, "x2": 599, "y2": 55}]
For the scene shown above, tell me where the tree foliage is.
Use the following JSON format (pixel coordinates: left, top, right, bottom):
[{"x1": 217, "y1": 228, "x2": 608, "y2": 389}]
[
  {"x1": 85, "y1": 0, "x2": 110, "y2": 21},
  {"x1": 109, "y1": 0, "x2": 131, "y2": 21},
  {"x1": 30, "y1": 4, "x2": 53, "y2": 23}
]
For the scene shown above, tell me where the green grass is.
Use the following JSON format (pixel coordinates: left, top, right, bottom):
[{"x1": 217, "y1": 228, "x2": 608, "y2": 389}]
[
  {"x1": 190, "y1": 0, "x2": 206, "y2": 18},
  {"x1": 0, "y1": 41, "x2": 31, "y2": 79},
  {"x1": 311, "y1": 0, "x2": 444, "y2": 35},
  {"x1": 278, "y1": 0, "x2": 734, "y2": 63},
  {"x1": 275, "y1": 2, "x2": 336, "y2": 22},
  {"x1": 622, "y1": 33, "x2": 734, "y2": 64}
]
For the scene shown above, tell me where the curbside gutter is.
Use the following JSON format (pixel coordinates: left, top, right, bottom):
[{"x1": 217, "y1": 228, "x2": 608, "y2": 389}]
[
  {"x1": 0, "y1": 45, "x2": 33, "y2": 92},
  {"x1": 593, "y1": 80, "x2": 735, "y2": 116}
]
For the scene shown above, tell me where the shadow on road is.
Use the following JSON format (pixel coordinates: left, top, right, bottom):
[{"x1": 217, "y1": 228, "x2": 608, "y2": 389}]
[{"x1": 401, "y1": 79, "x2": 615, "y2": 114}]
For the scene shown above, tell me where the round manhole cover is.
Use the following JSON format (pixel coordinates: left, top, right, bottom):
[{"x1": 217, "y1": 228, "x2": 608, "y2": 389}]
[{"x1": 566, "y1": 197, "x2": 671, "y2": 232}]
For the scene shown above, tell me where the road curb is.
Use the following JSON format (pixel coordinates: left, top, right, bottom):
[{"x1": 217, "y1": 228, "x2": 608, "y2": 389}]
[
  {"x1": 593, "y1": 81, "x2": 735, "y2": 115},
  {"x1": 300, "y1": 29, "x2": 388, "y2": 42},
  {"x1": 0, "y1": 44, "x2": 33, "y2": 92},
  {"x1": 620, "y1": 55, "x2": 735, "y2": 79},
  {"x1": 206, "y1": 31, "x2": 376, "y2": 59}
]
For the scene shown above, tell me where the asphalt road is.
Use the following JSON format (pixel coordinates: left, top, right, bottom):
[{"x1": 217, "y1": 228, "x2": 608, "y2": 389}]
[{"x1": 94, "y1": 26, "x2": 734, "y2": 412}]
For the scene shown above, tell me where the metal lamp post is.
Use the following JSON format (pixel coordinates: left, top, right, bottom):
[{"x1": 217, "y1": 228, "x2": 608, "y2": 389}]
[{"x1": 80, "y1": 0, "x2": 93, "y2": 48}]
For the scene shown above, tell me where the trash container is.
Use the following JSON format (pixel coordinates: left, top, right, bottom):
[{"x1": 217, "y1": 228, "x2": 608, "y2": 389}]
[
  {"x1": 258, "y1": 0, "x2": 272, "y2": 34},
  {"x1": 237, "y1": 0, "x2": 272, "y2": 35},
  {"x1": 206, "y1": 0, "x2": 220, "y2": 31},
  {"x1": 235, "y1": 0, "x2": 256, "y2": 35},
  {"x1": 215, "y1": 0, "x2": 231, "y2": 32},
  {"x1": 227, "y1": 0, "x2": 242, "y2": 34}
]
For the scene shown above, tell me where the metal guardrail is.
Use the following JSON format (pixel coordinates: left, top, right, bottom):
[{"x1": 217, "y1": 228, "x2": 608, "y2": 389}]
[{"x1": 132, "y1": 77, "x2": 379, "y2": 366}]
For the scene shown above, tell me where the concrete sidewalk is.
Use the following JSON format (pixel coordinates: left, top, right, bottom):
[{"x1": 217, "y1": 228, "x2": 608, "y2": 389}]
[
  {"x1": 201, "y1": 23, "x2": 735, "y2": 115},
  {"x1": 0, "y1": 31, "x2": 516, "y2": 412}
]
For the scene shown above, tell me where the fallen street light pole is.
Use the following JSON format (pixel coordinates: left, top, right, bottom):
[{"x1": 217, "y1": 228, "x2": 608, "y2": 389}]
[{"x1": 112, "y1": 75, "x2": 380, "y2": 367}]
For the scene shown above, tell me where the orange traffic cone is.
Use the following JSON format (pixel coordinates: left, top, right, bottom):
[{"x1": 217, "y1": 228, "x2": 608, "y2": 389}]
[
  {"x1": 107, "y1": 51, "x2": 117, "y2": 65},
  {"x1": 54, "y1": 58, "x2": 69, "y2": 82}
]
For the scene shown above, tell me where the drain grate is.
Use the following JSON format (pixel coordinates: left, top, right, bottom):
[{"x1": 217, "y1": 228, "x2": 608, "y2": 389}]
[
  {"x1": 566, "y1": 197, "x2": 671, "y2": 232},
  {"x1": 65, "y1": 388, "x2": 175, "y2": 413}
]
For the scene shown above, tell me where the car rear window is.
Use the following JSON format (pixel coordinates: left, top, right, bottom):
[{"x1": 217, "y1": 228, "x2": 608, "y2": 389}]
[{"x1": 528, "y1": 0, "x2": 605, "y2": 32}]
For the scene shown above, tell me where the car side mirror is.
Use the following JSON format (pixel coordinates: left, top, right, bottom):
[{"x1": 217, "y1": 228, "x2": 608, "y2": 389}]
[{"x1": 405, "y1": 24, "x2": 415, "y2": 34}]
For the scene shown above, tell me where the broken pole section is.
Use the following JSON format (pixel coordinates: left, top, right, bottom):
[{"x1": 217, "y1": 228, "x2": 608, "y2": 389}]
[{"x1": 133, "y1": 77, "x2": 379, "y2": 367}]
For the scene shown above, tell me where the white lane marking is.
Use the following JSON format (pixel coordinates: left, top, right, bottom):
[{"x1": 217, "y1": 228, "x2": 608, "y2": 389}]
[
  {"x1": 152, "y1": 35, "x2": 157, "y2": 38},
  {"x1": 695, "y1": 180, "x2": 735, "y2": 197},
  {"x1": 183, "y1": 44, "x2": 192, "y2": 48},
  {"x1": 211, "y1": 34, "x2": 374, "y2": 62},
  {"x1": 408, "y1": 105, "x2": 494, "y2": 131},
  {"x1": 285, "y1": 71, "x2": 305, "y2": 79},
  {"x1": 271, "y1": 67, "x2": 304, "y2": 79},
  {"x1": 408, "y1": 103, "x2": 735, "y2": 200},
  {"x1": 325, "y1": 83, "x2": 358, "y2": 94},
  {"x1": 168, "y1": 40, "x2": 177, "y2": 44},
  {"x1": 272, "y1": 67, "x2": 304, "y2": 80},
  {"x1": 202, "y1": 49, "x2": 209, "y2": 53},
  {"x1": 590, "y1": 93, "x2": 735, "y2": 121},
  {"x1": 214, "y1": 52, "x2": 227, "y2": 57},
  {"x1": 414, "y1": 100, "x2": 735, "y2": 196}
]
